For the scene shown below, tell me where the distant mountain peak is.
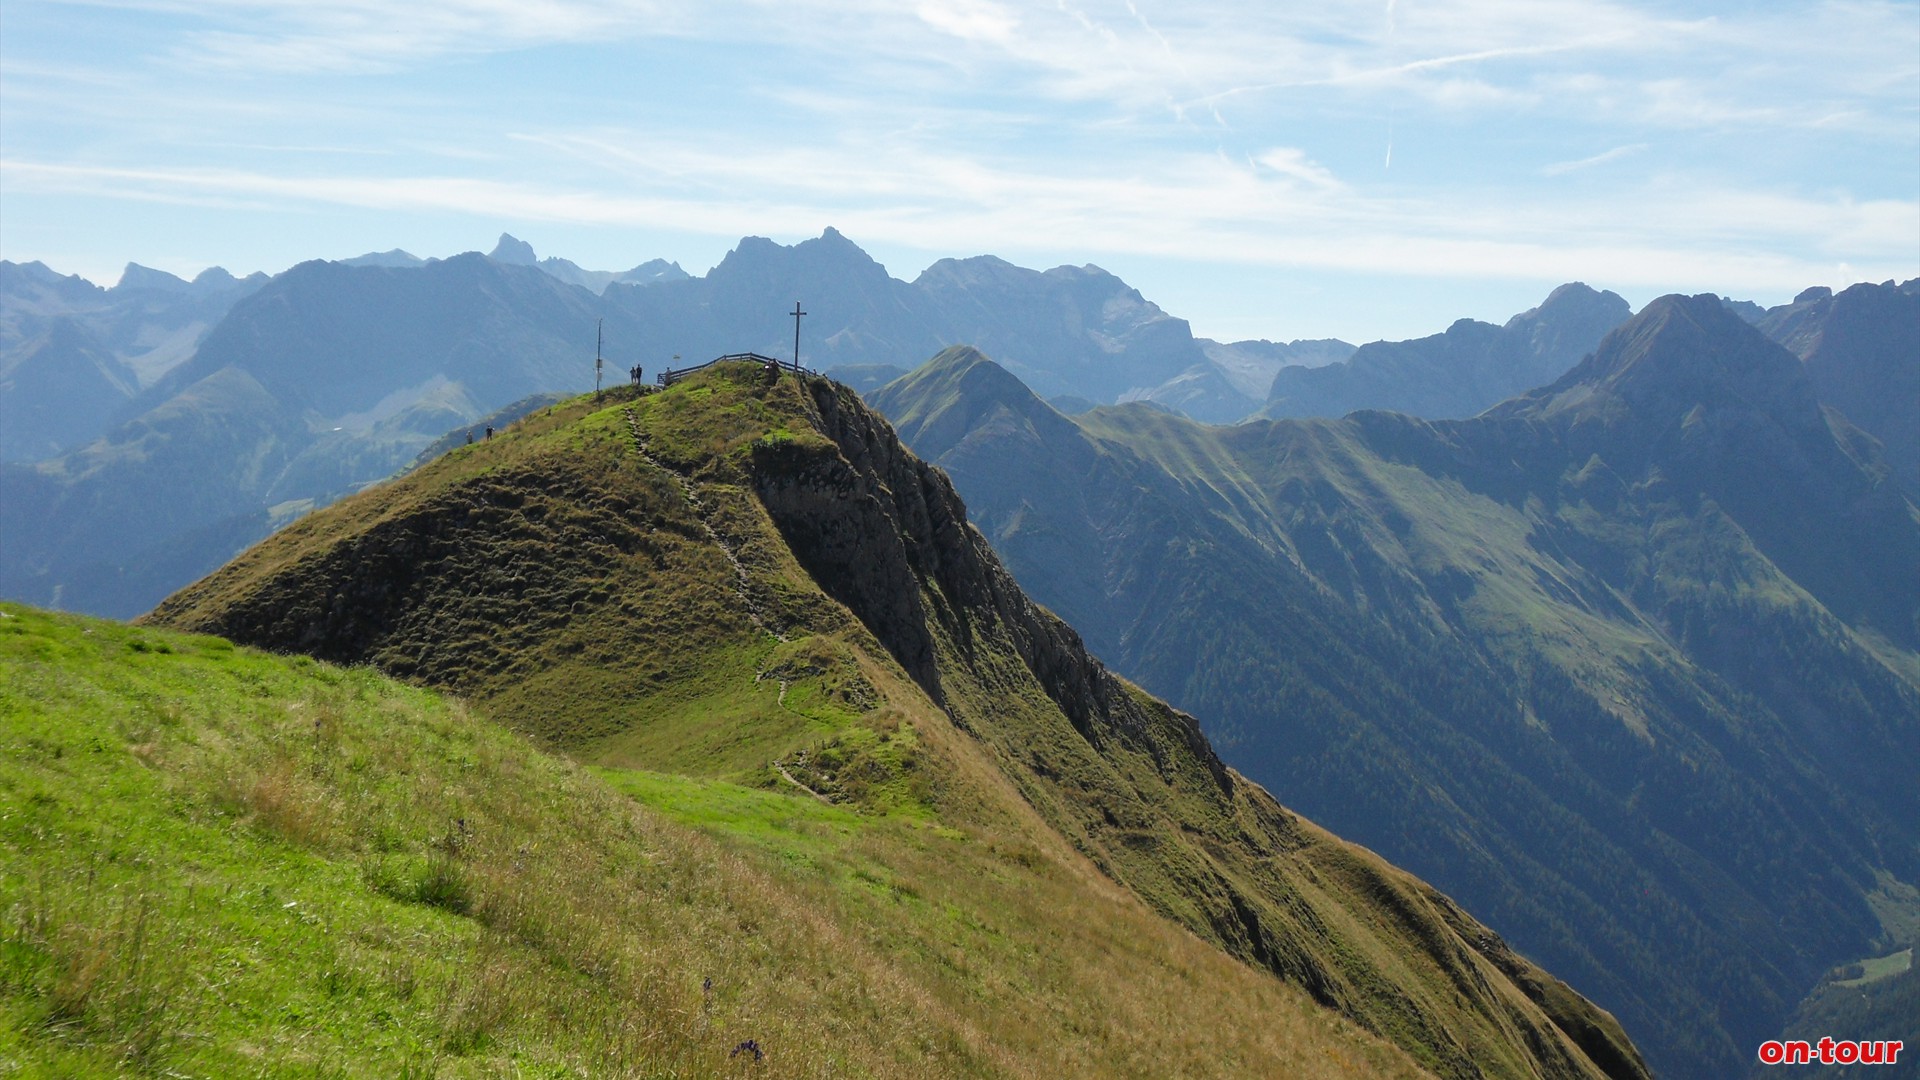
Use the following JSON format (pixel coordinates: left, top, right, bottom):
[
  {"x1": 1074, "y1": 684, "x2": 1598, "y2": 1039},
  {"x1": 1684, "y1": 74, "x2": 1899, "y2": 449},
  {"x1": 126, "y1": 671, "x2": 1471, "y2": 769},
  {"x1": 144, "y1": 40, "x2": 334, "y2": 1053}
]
[
  {"x1": 1, "y1": 260, "x2": 100, "y2": 292},
  {"x1": 1513, "y1": 281, "x2": 1631, "y2": 326},
  {"x1": 795, "y1": 226, "x2": 883, "y2": 268},
  {"x1": 340, "y1": 249, "x2": 427, "y2": 269},
  {"x1": 1519, "y1": 293, "x2": 1820, "y2": 437},
  {"x1": 912, "y1": 254, "x2": 1032, "y2": 289},
  {"x1": 113, "y1": 263, "x2": 193, "y2": 293},
  {"x1": 870, "y1": 347, "x2": 1077, "y2": 458},
  {"x1": 623, "y1": 257, "x2": 688, "y2": 283},
  {"x1": 904, "y1": 346, "x2": 1045, "y2": 407},
  {"x1": 710, "y1": 229, "x2": 890, "y2": 286},
  {"x1": 489, "y1": 233, "x2": 538, "y2": 265}
]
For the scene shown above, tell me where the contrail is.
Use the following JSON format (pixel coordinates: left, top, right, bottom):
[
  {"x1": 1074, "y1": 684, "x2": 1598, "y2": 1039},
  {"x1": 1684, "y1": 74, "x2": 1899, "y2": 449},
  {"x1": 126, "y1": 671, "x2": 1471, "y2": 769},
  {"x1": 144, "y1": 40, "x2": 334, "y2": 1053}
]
[{"x1": 1385, "y1": 0, "x2": 1397, "y2": 169}]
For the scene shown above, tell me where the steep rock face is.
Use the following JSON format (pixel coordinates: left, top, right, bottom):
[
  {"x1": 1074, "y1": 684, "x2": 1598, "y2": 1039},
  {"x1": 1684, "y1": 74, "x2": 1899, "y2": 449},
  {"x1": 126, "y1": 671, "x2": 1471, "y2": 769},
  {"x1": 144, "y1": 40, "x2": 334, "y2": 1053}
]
[
  {"x1": 764, "y1": 377, "x2": 1200, "y2": 765},
  {"x1": 147, "y1": 367, "x2": 1647, "y2": 1080}
]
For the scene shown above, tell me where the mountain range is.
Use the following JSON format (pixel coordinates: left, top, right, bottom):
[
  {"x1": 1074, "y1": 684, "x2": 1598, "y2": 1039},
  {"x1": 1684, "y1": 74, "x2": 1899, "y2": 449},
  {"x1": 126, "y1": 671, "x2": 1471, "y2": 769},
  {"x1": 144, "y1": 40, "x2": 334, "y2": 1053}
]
[
  {"x1": 867, "y1": 294, "x2": 1920, "y2": 1079},
  {"x1": 3, "y1": 228, "x2": 1913, "y2": 1076},
  {"x1": 115, "y1": 365, "x2": 1650, "y2": 1078},
  {"x1": 0, "y1": 259, "x2": 267, "y2": 461},
  {"x1": 0, "y1": 229, "x2": 1355, "y2": 619},
  {"x1": 1260, "y1": 282, "x2": 1632, "y2": 421}
]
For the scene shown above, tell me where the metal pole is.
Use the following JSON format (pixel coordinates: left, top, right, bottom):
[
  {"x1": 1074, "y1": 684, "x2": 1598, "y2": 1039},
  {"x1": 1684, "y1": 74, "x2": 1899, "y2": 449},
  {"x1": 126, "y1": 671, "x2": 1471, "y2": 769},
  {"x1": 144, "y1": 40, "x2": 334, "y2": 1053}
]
[
  {"x1": 791, "y1": 301, "x2": 806, "y2": 372},
  {"x1": 595, "y1": 318, "x2": 604, "y2": 393}
]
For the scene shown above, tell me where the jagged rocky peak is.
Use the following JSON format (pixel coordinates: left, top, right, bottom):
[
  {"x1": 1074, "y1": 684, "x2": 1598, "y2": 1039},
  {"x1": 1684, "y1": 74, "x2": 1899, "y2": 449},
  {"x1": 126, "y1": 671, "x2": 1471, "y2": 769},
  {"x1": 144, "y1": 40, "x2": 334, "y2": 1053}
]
[
  {"x1": 113, "y1": 263, "x2": 194, "y2": 293},
  {"x1": 623, "y1": 257, "x2": 689, "y2": 283},
  {"x1": 1719, "y1": 296, "x2": 1767, "y2": 323},
  {"x1": 489, "y1": 233, "x2": 539, "y2": 265},
  {"x1": 796, "y1": 226, "x2": 889, "y2": 275},
  {"x1": 709, "y1": 228, "x2": 892, "y2": 286}
]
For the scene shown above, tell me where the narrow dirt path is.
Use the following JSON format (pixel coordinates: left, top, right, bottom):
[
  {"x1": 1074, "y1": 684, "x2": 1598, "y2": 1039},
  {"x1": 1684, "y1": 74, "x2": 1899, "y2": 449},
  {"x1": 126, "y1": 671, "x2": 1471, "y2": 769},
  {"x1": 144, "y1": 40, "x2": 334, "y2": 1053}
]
[
  {"x1": 623, "y1": 407, "x2": 786, "y2": 642},
  {"x1": 773, "y1": 761, "x2": 836, "y2": 805}
]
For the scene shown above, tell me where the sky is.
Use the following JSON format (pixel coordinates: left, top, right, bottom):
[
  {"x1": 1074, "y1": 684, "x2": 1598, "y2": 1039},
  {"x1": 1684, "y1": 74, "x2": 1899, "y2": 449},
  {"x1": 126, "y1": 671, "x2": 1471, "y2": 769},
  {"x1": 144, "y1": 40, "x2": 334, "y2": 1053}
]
[{"x1": 1, "y1": 0, "x2": 1916, "y2": 344}]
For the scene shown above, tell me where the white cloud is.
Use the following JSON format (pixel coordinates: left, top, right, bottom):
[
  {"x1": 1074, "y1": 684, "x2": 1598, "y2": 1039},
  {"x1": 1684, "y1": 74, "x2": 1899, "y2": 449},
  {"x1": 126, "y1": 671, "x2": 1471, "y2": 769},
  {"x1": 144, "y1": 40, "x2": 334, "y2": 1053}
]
[
  {"x1": 916, "y1": 0, "x2": 1019, "y2": 44},
  {"x1": 7, "y1": 145, "x2": 1910, "y2": 296},
  {"x1": 1254, "y1": 148, "x2": 1342, "y2": 190},
  {"x1": 4, "y1": 0, "x2": 1914, "y2": 330},
  {"x1": 1541, "y1": 143, "x2": 1646, "y2": 176}
]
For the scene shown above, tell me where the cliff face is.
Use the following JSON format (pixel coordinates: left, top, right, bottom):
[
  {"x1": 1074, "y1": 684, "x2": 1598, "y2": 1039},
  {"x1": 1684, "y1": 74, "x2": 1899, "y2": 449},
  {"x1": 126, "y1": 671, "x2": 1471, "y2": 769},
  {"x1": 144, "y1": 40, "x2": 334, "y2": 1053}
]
[
  {"x1": 149, "y1": 364, "x2": 1648, "y2": 1080},
  {"x1": 762, "y1": 378, "x2": 1647, "y2": 1079},
  {"x1": 758, "y1": 379, "x2": 1212, "y2": 772}
]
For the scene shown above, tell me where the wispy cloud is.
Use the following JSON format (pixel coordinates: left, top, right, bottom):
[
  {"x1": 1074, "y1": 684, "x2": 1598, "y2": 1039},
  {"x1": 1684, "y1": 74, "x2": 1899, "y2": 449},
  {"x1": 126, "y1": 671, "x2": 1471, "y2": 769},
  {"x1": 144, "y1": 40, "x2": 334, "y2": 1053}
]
[
  {"x1": 4, "y1": 0, "x2": 1914, "y2": 335},
  {"x1": 1254, "y1": 148, "x2": 1343, "y2": 190},
  {"x1": 7, "y1": 147, "x2": 1909, "y2": 294},
  {"x1": 1542, "y1": 143, "x2": 1646, "y2": 176}
]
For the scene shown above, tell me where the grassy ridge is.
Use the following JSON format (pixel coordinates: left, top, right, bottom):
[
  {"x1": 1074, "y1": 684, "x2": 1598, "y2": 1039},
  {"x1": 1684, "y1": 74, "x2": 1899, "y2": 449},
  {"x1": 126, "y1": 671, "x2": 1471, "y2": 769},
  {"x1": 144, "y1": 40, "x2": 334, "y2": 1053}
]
[
  {"x1": 143, "y1": 364, "x2": 1650, "y2": 1078},
  {"x1": 2, "y1": 602, "x2": 1445, "y2": 1078}
]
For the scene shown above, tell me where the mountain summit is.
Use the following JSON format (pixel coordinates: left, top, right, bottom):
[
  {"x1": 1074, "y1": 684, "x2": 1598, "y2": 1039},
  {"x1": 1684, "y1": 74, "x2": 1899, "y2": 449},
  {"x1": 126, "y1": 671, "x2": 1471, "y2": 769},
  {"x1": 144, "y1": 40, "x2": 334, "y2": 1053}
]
[{"x1": 487, "y1": 232, "x2": 538, "y2": 265}]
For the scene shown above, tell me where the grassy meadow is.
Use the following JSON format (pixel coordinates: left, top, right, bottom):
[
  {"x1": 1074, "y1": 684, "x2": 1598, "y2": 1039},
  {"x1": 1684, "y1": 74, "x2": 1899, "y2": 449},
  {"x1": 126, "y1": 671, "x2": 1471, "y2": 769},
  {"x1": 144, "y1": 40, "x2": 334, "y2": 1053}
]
[{"x1": 0, "y1": 601, "x2": 1431, "y2": 1078}]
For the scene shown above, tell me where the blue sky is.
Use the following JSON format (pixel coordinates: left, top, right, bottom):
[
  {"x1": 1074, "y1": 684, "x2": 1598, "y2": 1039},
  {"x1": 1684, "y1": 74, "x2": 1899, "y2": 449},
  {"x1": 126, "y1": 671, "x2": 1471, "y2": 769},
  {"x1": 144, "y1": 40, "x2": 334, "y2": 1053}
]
[{"x1": 2, "y1": 0, "x2": 1915, "y2": 343}]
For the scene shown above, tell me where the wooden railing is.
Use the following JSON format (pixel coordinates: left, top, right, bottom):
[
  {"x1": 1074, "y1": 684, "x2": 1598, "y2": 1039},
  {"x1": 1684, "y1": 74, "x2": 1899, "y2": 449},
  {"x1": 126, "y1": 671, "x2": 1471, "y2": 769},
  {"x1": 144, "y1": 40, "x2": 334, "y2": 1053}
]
[{"x1": 656, "y1": 353, "x2": 817, "y2": 387}]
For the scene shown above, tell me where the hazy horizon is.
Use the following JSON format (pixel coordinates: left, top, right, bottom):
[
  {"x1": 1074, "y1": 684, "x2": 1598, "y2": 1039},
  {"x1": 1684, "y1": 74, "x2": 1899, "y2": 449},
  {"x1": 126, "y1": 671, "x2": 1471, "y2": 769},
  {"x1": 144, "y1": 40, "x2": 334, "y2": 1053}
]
[{"x1": 3, "y1": 0, "x2": 1915, "y2": 343}]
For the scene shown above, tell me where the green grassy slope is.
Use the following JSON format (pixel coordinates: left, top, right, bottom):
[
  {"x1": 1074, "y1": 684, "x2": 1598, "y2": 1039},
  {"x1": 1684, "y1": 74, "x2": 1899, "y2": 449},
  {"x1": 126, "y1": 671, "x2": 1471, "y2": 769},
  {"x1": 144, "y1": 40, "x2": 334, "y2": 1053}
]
[
  {"x1": 146, "y1": 363, "x2": 1646, "y2": 1080},
  {"x1": 3, "y1": 602, "x2": 1455, "y2": 1078},
  {"x1": 868, "y1": 307, "x2": 1920, "y2": 1080}
]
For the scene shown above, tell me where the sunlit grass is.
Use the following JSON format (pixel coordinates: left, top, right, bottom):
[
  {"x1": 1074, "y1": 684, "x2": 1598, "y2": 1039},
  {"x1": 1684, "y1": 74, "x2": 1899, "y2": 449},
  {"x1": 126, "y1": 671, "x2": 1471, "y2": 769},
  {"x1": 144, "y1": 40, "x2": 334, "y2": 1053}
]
[{"x1": 0, "y1": 602, "x2": 1435, "y2": 1078}]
